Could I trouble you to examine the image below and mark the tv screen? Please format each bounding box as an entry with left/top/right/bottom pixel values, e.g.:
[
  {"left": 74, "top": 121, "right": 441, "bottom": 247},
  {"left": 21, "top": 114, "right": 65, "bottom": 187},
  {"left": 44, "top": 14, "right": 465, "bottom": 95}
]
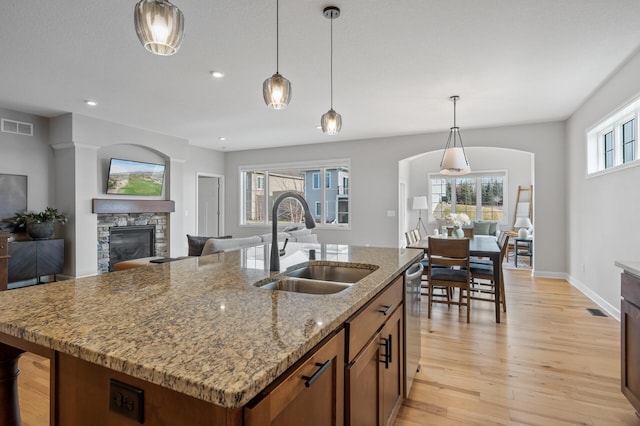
[{"left": 106, "top": 158, "right": 165, "bottom": 196}]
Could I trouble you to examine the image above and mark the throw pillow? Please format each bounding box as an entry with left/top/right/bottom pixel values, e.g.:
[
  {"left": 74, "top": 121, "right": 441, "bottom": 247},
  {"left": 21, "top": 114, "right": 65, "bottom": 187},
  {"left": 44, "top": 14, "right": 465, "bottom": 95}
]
[
  {"left": 487, "top": 221, "right": 498, "bottom": 235},
  {"left": 473, "top": 221, "right": 491, "bottom": 235},
  {"left": 186, "top": 234, "right": 232, "bottom": 256}
]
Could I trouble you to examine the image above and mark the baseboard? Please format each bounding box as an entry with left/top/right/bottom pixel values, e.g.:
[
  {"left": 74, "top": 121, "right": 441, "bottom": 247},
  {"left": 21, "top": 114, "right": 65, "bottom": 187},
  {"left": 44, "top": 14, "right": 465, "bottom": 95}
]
[
  {"left": 532, "top": 270, "right": 568, "bottom": 280},
  {"left": 567, "top": 274, "right": 621, "bottom": 321}
]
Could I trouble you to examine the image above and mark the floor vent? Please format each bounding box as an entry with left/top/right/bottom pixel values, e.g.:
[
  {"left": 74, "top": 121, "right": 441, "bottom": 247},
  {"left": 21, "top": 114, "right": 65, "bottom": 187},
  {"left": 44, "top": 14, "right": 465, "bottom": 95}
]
[
  {"left": 1, "top": 118, "right": 33, "bottom": 136},
  {"left": 587, "top": 308, "right": 607, "bottom": 317}
]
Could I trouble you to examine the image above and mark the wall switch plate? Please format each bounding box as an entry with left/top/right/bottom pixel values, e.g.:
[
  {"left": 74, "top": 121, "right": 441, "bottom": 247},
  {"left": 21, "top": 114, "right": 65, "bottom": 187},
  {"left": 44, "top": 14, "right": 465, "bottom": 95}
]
[
  {"left": 387, "top": 210, "right": 396, "bottom": 217},
  {"left": 109, "top": 379, "right": 144, "bottom": 423}
]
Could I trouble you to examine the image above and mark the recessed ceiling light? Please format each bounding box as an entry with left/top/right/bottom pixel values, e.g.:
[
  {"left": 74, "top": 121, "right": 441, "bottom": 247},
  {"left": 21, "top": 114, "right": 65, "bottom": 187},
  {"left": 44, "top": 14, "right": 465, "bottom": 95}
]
[
  {"left": 219, "top": 136, "right": 226, "bottom": 141},
  {"left": 316, "top": 125, "right": 322, "bottom": 130},
  {"left": 211, "top": 71, "right": 224, "bottom": 79},
  {"left": 85, "top": 100, "right": 97, "bottom": 106}
]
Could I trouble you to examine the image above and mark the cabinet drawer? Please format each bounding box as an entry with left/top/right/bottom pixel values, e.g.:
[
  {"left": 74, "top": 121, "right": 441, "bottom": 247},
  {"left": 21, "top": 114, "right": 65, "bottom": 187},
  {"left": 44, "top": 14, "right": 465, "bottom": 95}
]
[
  {"left": 622, "top": 272, "right": 640, "bottom": 307},
  {"left": 346, "top": 275, "right": 403, "bottom": 362},
  {"left": 245, "top": 329, "right": 345, "bottom": 426}
]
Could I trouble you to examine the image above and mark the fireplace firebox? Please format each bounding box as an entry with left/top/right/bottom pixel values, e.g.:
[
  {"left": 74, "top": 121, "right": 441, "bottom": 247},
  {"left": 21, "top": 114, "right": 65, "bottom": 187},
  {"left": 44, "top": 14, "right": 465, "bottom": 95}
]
[{"left": 109, "top": 226, "right": 155, "bottom": 271}]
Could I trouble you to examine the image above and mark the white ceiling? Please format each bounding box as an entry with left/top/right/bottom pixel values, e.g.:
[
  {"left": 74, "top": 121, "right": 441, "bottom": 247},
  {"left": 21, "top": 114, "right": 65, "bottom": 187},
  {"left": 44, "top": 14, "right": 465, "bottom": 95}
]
[{"left": 1, "top": 1, "right": 640, "bottom": 152}]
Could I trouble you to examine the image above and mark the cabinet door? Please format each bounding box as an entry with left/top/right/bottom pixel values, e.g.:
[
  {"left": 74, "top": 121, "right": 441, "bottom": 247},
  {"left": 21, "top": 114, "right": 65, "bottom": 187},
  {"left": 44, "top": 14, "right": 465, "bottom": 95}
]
[
  {"left": 36, "top": 239, "right": 64, "bottom": 276},
  {"left": 380, "top": 307, "right": 403, "bottom": 426},
  {"left": 245, "top": 329, "right": 344, "bottom": 426},
  {"left": 622, "top": 299, "right": 640, "bottom": 412},
  {"left": 346, "top": 331, "right": 383, "bottom": 426},
  {"left": 8, "top": 241, "right": 36, "bottom": 282}
]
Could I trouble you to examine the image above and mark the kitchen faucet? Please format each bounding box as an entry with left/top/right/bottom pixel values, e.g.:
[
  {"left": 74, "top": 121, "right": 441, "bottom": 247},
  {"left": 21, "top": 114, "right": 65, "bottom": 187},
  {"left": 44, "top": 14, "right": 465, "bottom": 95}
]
[{"left": 270, "top": 192, "right": 316, "bottom": 271}]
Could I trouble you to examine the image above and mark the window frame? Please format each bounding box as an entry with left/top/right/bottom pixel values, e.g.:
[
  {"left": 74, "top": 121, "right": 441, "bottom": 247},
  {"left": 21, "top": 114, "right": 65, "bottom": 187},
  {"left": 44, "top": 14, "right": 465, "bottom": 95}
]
[
  {"left": 239, "top": 159, "right": 351, "bottom": 230},
  {"left": 427, "top": 170, "right": 508, "bottom": 225},
  {"left": 587, "top": 99, "right": 640, "bottom": 177}
]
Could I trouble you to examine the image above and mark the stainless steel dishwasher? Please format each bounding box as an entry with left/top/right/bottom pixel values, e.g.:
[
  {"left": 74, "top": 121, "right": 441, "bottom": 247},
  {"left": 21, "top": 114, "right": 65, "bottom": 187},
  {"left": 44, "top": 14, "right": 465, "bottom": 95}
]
[{"left": 404, "top": 262, "right": 423, "bottom": 396}]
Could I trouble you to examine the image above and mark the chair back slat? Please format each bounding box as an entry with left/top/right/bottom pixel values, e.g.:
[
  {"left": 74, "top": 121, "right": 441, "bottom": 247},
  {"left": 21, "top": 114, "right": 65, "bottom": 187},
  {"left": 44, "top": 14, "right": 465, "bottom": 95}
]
[{"left": 428, "top": 237, "right": 470, "bottom": 268}]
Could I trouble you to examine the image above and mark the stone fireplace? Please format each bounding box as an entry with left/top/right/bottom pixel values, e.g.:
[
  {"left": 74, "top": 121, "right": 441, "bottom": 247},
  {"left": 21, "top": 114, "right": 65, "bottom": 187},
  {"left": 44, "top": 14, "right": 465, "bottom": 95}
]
[{"left": 96, "top": 213, "right": 169, "bottom": 274}]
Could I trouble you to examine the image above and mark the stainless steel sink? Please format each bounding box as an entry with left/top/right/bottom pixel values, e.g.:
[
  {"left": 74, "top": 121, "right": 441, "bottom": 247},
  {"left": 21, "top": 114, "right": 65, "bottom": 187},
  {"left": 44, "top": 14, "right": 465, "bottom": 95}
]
[
  {"left": 286, "top": 264, "right": 376, "bottom": 283},
  {"left": 257, "top": 278, "right": 351, "bottom": 295}
]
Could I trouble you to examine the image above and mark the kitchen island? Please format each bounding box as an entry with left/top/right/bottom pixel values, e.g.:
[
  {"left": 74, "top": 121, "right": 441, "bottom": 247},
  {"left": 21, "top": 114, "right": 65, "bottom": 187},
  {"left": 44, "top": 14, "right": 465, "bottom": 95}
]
[{"left": 0, "top": 243, "right": 422, "bottom": 425}]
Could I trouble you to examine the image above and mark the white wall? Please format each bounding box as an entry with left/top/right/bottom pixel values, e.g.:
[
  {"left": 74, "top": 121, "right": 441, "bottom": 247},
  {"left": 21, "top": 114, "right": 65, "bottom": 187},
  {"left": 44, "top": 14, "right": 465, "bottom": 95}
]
[
  {"left": 224, "top": 121, "right": 566, "bottom": 275},
  {"left": 0, "top": 108, "right": 53, "bottom": 211},
  {"left": 405, "top": 147, "right": 533, "bottom": 237},
  {"left": 566, "top": 49, "right": 640, "bottom": 318}
]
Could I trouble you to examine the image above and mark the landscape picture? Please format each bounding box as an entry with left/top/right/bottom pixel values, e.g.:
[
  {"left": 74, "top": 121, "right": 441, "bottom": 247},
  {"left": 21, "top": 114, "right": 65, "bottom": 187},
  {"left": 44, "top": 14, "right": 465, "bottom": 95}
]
[{"left": 106, "top": 158, "right": 165, "bottom": 196}]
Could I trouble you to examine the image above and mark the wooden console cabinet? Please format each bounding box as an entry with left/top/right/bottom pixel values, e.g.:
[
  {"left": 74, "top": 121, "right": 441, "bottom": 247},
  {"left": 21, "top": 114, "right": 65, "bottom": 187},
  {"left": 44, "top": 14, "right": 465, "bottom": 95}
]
[
  {"left": 8, "top": 239, "right": 64, "bottom": 284},
  {"left": 0, "top": 232, "right": 8, "bottom": 291},
  {"left": 621, "top": 271, "right": 640, "bottom": 416}
]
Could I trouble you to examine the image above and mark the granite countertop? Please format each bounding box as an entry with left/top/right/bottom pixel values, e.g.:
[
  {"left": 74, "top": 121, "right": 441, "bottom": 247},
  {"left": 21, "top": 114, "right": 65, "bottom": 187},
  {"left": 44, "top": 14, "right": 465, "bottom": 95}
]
[
  {"left": 0, "top": 243, "right": 422, "bottom": 408},
  {"left": 615, "top": 260, "right": 640, "bottom": 278}
]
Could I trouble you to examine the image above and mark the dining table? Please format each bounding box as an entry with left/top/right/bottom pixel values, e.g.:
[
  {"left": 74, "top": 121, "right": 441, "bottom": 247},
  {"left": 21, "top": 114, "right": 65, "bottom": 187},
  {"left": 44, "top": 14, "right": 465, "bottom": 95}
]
[{"left": 407, "top": 235, "right": 503, "bottom": 323}]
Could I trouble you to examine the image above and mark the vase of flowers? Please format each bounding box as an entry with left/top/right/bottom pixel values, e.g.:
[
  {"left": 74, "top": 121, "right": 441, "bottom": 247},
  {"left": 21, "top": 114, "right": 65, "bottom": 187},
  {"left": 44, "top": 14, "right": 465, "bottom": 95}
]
[
  {"left": 15, "top": 207, "right": 68, "bottom": 240},
  {"left": 445, "top": 213, "right": 470, "bottom": 238}
]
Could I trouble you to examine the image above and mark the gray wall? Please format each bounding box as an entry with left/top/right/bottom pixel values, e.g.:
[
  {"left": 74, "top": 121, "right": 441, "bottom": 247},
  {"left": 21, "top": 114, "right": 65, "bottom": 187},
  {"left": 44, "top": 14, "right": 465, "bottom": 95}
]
[
  {"left": 567, "top": 48, "right": 640, "bottom": 318},
  {"left": 224, "top": 120, "right": 566, "bottom": 276}
]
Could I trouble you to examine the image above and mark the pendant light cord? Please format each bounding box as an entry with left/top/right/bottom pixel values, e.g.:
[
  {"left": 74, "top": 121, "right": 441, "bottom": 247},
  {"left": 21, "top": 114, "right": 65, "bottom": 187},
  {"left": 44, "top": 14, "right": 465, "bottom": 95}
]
[
  {"left": 276, "top": 0, "right": 279, "bottom": 73},
  {"left": 330, "top": 15, "right": 334, "bottom": 109}
]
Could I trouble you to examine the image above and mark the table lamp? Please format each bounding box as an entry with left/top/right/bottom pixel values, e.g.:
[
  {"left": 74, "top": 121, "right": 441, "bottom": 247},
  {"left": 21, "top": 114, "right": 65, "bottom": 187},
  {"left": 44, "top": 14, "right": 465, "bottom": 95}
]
[{"left": 514, "top": 217, "right": 532, "bottom": 239}]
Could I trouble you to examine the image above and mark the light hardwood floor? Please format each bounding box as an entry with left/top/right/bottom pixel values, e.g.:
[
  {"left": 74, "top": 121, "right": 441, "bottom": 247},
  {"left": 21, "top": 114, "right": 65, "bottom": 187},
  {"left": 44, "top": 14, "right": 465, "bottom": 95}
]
[{"left": 15, "top": 269, "right": 640, "bottom": 425}]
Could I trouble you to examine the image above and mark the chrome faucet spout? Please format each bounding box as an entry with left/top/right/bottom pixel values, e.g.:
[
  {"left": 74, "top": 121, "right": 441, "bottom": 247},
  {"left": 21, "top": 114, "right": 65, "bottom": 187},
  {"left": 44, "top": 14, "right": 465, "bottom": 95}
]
[{"left": 270, "top": 192, "right": 316, "bottom": 271}]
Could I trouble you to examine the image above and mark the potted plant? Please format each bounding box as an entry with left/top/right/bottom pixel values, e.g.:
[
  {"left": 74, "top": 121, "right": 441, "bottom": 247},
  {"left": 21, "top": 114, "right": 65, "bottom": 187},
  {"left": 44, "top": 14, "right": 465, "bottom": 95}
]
[{"left": 15, "top": 207, "right": 68, "bottom": 240}]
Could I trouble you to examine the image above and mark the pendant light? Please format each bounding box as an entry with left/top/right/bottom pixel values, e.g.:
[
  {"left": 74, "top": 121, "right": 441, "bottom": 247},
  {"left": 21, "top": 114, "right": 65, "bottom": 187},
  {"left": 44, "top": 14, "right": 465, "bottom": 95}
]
[
  {"left": 263, "top": 0, "right": 292, "bottom": 109},
  {"left": 440, "top": 95, "right": 471, "bottom": 175},
  {"left": 134, "top": 0, "right": 184, "bottom": 56},
  {"left": 321, "top": 6, "right": 342, "bottom": 135}
]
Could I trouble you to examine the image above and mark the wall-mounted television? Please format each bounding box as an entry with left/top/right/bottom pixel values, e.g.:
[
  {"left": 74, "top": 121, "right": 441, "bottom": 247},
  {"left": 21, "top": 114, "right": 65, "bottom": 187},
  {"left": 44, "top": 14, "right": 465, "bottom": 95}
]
[
  {"left": 106, "top": 158, "right": 166, "bottom": 196},
  {"left": 0, "top": 173, "right": 27, "bottom": 232}
]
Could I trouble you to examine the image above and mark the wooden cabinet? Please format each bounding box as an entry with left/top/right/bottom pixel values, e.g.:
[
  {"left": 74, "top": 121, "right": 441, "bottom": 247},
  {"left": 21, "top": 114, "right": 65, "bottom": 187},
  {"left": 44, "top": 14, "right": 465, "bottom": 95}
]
[
  {"left": 0, "top": 232, "right": 8, "bottom": 291},
  {"left": 345, "top": 275, "right": 404, "bottom": 426},
  {"left": 245, "top": 329, "right": 345, "bottom": 426},
  {"left": 621, "top": 272, "right": 640, "bottom": 415},
  {"left": 8, "top": 239, "right": 64, "bottom": 284}
]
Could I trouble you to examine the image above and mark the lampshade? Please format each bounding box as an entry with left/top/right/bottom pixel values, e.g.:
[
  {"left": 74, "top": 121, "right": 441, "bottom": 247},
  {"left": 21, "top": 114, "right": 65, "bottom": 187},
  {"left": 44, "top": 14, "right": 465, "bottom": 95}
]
[
  {"left": 134, "top": 0, "right": 184, "bottom": 56},
  {"left": 412, "top": 196, "right": 428, "bottom": 210},
  {"left": 514, "top": 217, "right": 532, "bottom": 229},
  {"left": 440, "top": 146, "right": 471, "bottom": 175},
  {"left": 321, "top": 109, "right": 342, "bottom": 135},
  {"left": 263, "top": 72, "right": 292, "bottom": 110},
  {"left": 439, "top": 96, "right": 471, "bottom": 175},
  {"left": 263, "top": 0, "right": 292, "bottom": 109}
]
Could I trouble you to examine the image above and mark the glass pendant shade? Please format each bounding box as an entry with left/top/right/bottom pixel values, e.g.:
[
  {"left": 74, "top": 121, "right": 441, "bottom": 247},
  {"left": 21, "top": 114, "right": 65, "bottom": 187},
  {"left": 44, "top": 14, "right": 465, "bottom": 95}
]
[
  {"left": 321, "top": 109, "right": 342, "bottom": 135},
  {"left": 263, "top": 72, "right": 292, "bottom": 110},
  {"left": 134, "top": 0, "right": 184, "bottom": 56}
]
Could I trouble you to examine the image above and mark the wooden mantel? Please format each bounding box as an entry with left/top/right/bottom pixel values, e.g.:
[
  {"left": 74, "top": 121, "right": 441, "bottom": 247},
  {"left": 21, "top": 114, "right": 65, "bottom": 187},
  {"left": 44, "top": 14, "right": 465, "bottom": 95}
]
[{"left": 92, "top": 199, "right": 175, "bottom": 214}]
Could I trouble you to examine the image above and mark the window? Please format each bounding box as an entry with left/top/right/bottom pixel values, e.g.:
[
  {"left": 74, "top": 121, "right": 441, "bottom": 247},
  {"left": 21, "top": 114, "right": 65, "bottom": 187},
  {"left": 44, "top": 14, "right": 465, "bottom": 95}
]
[
  {"left": 623, "top": 119, "right": 635, "bottom": 163},
  {"left": 587, "top": 99, "right": 640, "bottom": 175},
  {"left": 428, "top": 172, "right": 505, "bottom": 223},
  {"left": 240, "top": 160, "right": 350, "bottom": 228},
  {"left": 604, "top": 131, "right": 614, "bottom": 169}
]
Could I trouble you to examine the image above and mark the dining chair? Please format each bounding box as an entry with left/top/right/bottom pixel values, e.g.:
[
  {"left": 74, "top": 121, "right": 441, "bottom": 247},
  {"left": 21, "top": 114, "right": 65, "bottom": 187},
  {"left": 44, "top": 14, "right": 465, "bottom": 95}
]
[
  {"left": 468, "top": 233, "right": 510, "bottom": 312},
  {"left": 427, "top": 237, "right": 471, "bottom": 322}
]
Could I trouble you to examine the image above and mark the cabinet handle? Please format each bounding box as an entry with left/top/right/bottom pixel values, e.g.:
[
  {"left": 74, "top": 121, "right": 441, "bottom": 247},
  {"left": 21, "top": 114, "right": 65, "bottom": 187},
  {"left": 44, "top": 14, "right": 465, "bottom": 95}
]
[
  {"left": 387, "top": 334, "right": 392, "bottom": 363},
  {"left": 301, "top": 360, "right": 332, "bottom": 388},
  {"left": 379, "top": 337, "right": 390, "bottom": 369},
  {"left": 380, "top": 304, "right": 394, "bottom": 316}
]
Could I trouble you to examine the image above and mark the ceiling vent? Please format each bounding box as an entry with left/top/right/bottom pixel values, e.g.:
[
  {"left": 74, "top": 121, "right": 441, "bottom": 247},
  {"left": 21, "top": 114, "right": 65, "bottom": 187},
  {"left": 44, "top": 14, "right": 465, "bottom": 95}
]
[{"left": 1, "top": 118, "right": 33, "bottom": 136}]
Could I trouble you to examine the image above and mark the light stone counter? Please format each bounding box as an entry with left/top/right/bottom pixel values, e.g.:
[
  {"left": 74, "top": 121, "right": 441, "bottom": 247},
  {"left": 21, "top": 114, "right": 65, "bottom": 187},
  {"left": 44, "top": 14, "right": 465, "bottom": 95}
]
[
  {"left": 0, "top": 243, "right": 422, "bottom": 408},
  {"left": 615, "top": 261, "right": 640, "bottom": 278}
]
